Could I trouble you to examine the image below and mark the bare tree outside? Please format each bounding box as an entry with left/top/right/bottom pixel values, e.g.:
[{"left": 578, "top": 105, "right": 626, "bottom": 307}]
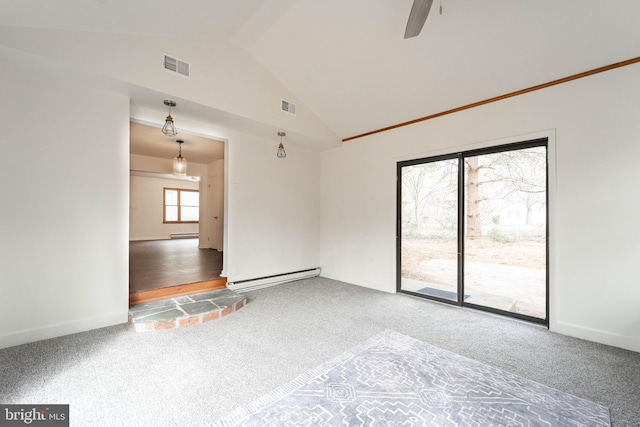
[
  {"left": 465, "top": 156, "right": 483, "bottom": 239},
  {"left": 401, "top": 159, "right": 459, "bottom": 301},
  {"left": 400, "top": 145, "right": 547, "bottom": 319},
  {"left": 464, "top": 147, "right": 546, "bottom": 242},
  {"left": 402, "top": 161, "right": 457, "bottom": 236}
]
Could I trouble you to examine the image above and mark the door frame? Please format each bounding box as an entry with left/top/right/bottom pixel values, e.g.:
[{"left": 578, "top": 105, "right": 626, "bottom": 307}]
[
  {"left": 208, "top": 173, "right": 222, "bottom": 250},
  {"left": 396, "top": 138, "right": 549, "bottom": 325}
]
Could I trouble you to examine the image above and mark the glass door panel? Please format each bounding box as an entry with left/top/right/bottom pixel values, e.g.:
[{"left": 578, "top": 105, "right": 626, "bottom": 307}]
[
  {"left": 463, "top": 147, "right": 547, "bottom": 319},
  {"left": 399, "top": 158, "right": 459, "bottom": 301}
]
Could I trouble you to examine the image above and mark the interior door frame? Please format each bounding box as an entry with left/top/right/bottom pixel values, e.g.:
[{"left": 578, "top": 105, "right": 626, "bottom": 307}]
[
  {"left": 208, "top": 173, "right": 222, "bottom": 250},
  {"left": 396, "top": 138, "right": 549, "bottom": 326}
]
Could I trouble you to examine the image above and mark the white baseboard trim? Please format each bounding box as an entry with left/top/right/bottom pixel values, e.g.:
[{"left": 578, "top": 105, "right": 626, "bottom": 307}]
[
  {"left": 129, "top": 236, "right": 169, "bottom": 241},
  {"left": 227, "top": 268, "right": 320, "bottom": 292},
  {"left": 554, "top": 321, "right": 640, "bottom": 353},
  {"left": 170, "top": 233, "right": 199, "bottom": 239},
  {"left": 0, "top": 311, "right": 129, "bottom": 350}
]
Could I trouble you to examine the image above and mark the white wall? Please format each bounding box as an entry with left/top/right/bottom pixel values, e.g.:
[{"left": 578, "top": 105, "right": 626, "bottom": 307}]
[
  {"left": 129, "top": 174, "right": 199, "bottom": 241},
  {"left": 320, "top": 63, "right": 640, "bottom": 353},
  {"left": 129, "top": 107, "right": 322, "bottom": 283},
  {"left": 0, "top": 26, "right": 338, "bottom": 147},
  {"left": 0, "top": 47, "right": 130, "bottom": 348},
  {"left": 225, "top": 130, "right": 321, "bottom": 282},
  {"left": 0, "top": 47, "right": 322, "bottom": 348},
  {"left": 130, "top": 154, "right": 208, "bottom": 242}
]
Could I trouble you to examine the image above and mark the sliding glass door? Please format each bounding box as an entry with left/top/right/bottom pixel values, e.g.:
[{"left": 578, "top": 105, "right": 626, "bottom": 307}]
[
  {"left": 398, "top": 139, "right": 548, "bottom": 324},
  {"left": 399, "top": 155, "right": 460, "bottom": 302}
]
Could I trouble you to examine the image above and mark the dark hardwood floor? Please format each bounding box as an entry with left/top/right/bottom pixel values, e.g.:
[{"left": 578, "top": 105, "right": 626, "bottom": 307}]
[{"left": 129, "top": 238, "right": 223, "bottom": 294}]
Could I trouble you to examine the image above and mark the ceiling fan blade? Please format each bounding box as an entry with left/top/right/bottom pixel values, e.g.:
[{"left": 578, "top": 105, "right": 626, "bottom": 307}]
[{"left": 404, "top": 0, "right": 434, "bottom": 39}]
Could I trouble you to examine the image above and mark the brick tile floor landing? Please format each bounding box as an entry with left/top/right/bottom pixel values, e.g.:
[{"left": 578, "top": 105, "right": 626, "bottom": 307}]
[{"left": 128, "top": 289, "right": 247, "bottom": 332}]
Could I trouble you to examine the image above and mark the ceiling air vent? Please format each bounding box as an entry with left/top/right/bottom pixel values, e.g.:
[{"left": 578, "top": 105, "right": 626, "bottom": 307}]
[
  {"left": 281, "top": 99, "right": 296, "bottom": 115},
  {"left": 163, "top": 54, "right": 191, "bottom": 78}
]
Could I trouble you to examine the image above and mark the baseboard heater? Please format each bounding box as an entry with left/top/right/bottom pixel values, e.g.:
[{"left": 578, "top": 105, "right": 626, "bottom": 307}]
[
  {"left": 170, "top": 233, "right": 198, "bottom": 239},
  {"left": 226, "top": 268, "right": 321, "bottom": 292}
]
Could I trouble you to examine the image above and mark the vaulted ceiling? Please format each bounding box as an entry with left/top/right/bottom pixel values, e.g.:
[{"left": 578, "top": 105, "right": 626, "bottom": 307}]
[{"left": 3, "top": 0, "right": 640, "bottom": 151}]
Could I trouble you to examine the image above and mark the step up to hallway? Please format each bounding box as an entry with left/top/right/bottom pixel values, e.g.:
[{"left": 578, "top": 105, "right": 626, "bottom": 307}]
[
  {"left": 129, "top": 278, "right": 228, "bottom": 307},
  {"left": 128, "top": 289, "right": 247, "bottom": 332}
]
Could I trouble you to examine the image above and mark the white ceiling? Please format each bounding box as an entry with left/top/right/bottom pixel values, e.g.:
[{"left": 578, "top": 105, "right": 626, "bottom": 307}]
[
  {"left": 0, "top": 0, "right": 266, "bottom": 40},
  {"left": 238, "top": 0, "right": 640, "bottom": 138},
  {"left": 130, "top": 121, "right": 224, "bottom": 165},
  {"left": 3, "top": 0, "right": 640, "bottom": 145}
]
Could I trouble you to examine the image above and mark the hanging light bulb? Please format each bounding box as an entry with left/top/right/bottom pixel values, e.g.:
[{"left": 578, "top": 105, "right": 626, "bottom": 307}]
[
  {"left": 277, "top": 131, "right": 287, "bottom": 158},
  {"left": 162, "top": 100, "right": 178, "bottom": 137},
  {"left": 173, "top": 139, "right": 187, "bottom": 176}
]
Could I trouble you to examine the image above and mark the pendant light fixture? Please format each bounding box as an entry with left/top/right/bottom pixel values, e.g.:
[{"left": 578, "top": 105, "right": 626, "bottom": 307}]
[
  {"left": 173, "top": 139, "right": 187, "bottom": 176},
  {"left": 277, "top": 132, "right": 287, "bottom": 158},
  {"left": 162, "top": 100, "right": 178, "bottom": 137}
]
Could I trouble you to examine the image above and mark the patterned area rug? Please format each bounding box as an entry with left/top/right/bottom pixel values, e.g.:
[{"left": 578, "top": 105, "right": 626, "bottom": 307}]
[{"left": 212, "top": 330, "right": 610, "bottom": 426}]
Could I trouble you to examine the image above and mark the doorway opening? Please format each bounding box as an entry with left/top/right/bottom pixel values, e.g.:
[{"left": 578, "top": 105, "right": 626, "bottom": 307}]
[
  {"left": 397, "top": 138, "right": 548, "bottom": 324},
  {"left": 129, "top": 121, "right": 226, "bottom": 305}
]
